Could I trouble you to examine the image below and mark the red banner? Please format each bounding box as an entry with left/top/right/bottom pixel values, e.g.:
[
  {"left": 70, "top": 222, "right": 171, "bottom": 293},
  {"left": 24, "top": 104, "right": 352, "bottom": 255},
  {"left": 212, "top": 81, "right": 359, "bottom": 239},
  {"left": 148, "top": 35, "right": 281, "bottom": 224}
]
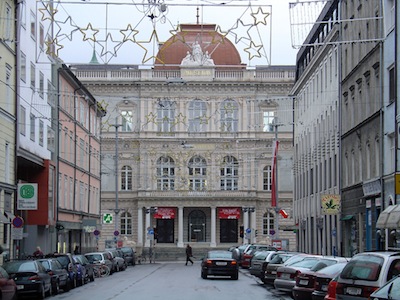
[
  {"left": 218, "top": 207, "right": 241, "bottom": 219},
  {"left": 153, "top": 207, "right": 176, "bottom": 219},
  {"left": 271, "top": 140, "right": 279, "bottom": 207}
]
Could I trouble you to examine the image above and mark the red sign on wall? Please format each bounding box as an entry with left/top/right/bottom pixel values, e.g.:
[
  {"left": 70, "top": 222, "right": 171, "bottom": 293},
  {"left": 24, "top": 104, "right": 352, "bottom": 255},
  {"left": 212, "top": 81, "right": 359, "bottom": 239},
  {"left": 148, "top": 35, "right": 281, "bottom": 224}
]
[
  {"left": 218, "top": 207, "right": 241, "bottom": 219},
  {"left": 153, "top": 207, "right": 176, "bottom": 219}
]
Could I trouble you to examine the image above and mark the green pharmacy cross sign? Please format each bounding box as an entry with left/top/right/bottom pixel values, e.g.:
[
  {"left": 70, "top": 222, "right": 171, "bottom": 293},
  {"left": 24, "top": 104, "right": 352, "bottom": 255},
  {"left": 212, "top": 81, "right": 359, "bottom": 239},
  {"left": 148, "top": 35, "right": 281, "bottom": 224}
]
[{"left": 103, "top": 213, "right": 113, "bottom": 224}]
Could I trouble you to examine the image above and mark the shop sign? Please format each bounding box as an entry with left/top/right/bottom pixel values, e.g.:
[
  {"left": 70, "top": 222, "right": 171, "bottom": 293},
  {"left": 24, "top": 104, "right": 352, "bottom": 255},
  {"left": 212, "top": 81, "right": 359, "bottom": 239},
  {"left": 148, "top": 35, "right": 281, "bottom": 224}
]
[
  {"left": 153, "top": 207, "right": 176, "bottom": 219},
  {"left": 218, "top": 207, "right": 240, "bottom": 219}
]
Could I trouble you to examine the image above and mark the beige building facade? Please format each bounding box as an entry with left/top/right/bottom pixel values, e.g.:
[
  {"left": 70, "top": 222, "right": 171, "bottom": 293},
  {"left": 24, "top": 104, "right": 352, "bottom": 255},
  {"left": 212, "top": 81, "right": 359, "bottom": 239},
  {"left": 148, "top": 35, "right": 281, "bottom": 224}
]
[{"left": 73, "top": 24, "right": 297, "bottom": 257}]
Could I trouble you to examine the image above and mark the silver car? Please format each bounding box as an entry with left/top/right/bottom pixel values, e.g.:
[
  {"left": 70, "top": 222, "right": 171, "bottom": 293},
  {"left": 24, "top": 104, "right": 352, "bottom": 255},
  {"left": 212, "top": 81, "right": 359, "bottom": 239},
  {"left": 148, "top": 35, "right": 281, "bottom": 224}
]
[{"left": 84, "top": 252, "right": 114, "bottom": 274}]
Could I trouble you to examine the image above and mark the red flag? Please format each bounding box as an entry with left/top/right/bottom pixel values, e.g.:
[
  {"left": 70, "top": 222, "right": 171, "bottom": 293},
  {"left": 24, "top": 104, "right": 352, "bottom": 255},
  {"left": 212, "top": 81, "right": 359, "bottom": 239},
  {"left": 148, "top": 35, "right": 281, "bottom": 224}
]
[{"left": 271, "top": 140, "right": 279, "bottom": 207}]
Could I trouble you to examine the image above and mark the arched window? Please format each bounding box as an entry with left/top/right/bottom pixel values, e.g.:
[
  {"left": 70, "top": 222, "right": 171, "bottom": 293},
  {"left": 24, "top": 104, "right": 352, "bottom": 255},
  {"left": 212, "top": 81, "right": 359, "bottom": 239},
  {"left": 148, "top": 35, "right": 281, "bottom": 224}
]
[
  {"left": 121, "top": 166, "right": 132, "bottom": 190},
  {"left": 220, "top": 99, "right": 238, "bottom": 132},
  {"left": 157, "top": 156, "right": 175, "bottom": 190},
  {"left": 188, "top": 156, "right": 207, "bottom": 191},
  {"left": 120, "top": 211, "right": 132, "bottom": 235},
  {"left": 220, "top": 155, "right": 238, "bottom": 190},
  {"left": 157, "top": 99, "right": 175, "bottom": 133},
  {"left": 263, "top": 165, "right": 272, "bottom": 191},
  {"left": 188, "top": 99, "right": 207, "bottom": 132},
  {"left": 263, "top": 212, "right": 274, "bottom": 235}
]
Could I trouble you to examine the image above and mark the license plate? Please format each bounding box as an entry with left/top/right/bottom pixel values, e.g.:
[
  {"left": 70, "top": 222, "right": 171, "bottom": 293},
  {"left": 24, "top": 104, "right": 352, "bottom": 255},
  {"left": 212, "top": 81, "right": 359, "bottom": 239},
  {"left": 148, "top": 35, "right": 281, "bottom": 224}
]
[
  {"left": 271, "top": 271, "right": 277, "bottom": 275},
  {"left": 281, "top": 273, "right": 290, "bottom": 279},
  {"left": 321, "top": 285, "right": 328, "bottom": 291},
  {"left": 16, "top": 285, "right": 24, "bottom": 290},
  {"left": 216, "top": 262, "right": 227, "bottom": 266},
  {"left": 299, "top": 279, "right": 308, "bottom": 285},
  {"left": 346, "top": 287, "right": 361, "bottom": 295}
]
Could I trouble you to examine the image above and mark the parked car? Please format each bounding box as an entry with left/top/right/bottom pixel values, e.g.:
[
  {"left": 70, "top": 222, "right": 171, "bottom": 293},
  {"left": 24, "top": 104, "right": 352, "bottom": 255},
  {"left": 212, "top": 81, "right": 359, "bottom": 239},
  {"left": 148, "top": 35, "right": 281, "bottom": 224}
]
[
  {"left": 118, "top": 247, "right": 136, "bottom": 266},
  {"left": 293, "top": 261, "right": 349, "bottom": 300},
  {"left": 370, "top": 274, "right": 400, "bottom": 300},
  {"left": 311, "top": 262, "right": 348, "bottom": 300},
  {"left": 241, "top": 244, "right": 278, "bottom": 269},
  {"left": 38, "top": 258, "right": 70, "bottom": 294},
  {"left": 0, "top": 266, "right": 17, "bottom": 300},
  {"left": 2, "top": 259, "right": 52, "bottom": 299},
  {"left": 106, "top": 249, "right": 127, "bottom": 272},
  {"left": 73, "top": 254, "right": 95, "bottom": 283},
  {"left": 324, "top": 274, "right": 340, "bottom": 300},
  {"left": 85, "top": 252, "right": 114, "bottom": 274},
  {"left": 264, "top": 252, "right": 308, "bottom": 284},
  {"left": 249, "top": 250, "right": 277, "bottom": 279},
  {"left": 201, "top": 250, "right": 239, "bottom": 280},
  {"left": 51, "top": 253, "right": 83, "bottom": 288},
  {"left": 336, "top": 251, "right": 400, "bottom": 300},
  {"left": 274, "top": 255, "right": 348, "bottom": 294}
]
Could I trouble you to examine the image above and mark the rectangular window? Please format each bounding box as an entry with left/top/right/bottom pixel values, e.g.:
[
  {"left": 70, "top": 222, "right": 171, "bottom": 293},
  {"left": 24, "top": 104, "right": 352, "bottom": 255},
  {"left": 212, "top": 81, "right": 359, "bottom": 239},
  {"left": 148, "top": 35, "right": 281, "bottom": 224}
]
[
  {"left": 5, "top": 64, "right": 12, "bottom": 113},
  {"left": 263, "top": 111, "right": 275, "bottom": 132},
  {"left": 5, "top": 3, "right": 12, "bottom": 45},
  {"left": 389, "top": 67, "right": 395, "bottom": 103},
  {"left": 39, "top": 23, "right": 44, "bottom": 50},
  {"left": 39, "top": 72, "right": 44, "bottom": 98},
  {"left": 39, "top": 120, "right": 44, "bottom": 146},
  {"left": 20, "top": 106, "right": 26, "bottom": 135},
  {"left": 47, "top": 80, "right": 56, "bottom": 107},
  {"left": 5, "top": 143, "right": 10, "bottom": 183},
  {"left": 30, "top": 62, "right": 36, "bottom": 90},
  {"left": 20, "top": 52, "right": 26, "bottom": 82},
  {"left": 30, "top": 10, "right": 36, "bottom": 39},
  {"left": 47, "top": 126, "right": 55, "bottom": 152},
  {"left": 30, "top": 113, "right": 35, "bottom": 141}
]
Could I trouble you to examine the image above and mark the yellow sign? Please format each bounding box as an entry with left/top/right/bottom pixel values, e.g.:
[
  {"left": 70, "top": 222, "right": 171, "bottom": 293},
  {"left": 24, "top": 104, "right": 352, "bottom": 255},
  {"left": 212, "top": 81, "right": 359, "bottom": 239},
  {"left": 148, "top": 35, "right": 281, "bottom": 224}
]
[
  {"left": 395, "top": 174, "right": 400, "bottom": 195},
  {"left": 321, "top": 194, "right": 341, "bottom": 215}
]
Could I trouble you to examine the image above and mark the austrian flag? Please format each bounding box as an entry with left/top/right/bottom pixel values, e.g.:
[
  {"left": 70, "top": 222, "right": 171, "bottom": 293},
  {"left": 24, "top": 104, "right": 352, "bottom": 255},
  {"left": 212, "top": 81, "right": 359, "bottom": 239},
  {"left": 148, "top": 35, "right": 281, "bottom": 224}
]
[{"left": 271, "top": 140, "right": 279, "bottom": 207}]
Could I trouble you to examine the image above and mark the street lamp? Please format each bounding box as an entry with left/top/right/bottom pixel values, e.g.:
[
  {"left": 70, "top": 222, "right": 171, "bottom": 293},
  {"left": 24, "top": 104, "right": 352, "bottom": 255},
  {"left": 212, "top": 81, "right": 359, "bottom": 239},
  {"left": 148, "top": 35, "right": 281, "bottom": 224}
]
[{"left": 112, "top": 117, "right": 122, "bottom": 244}]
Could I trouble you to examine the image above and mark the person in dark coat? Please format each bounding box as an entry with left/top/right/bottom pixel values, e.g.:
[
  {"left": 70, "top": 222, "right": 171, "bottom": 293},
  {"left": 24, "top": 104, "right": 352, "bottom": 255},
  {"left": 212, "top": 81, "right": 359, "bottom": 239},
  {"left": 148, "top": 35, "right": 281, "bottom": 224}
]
[{"left": 185, "top": 244, "right": 194, "bottom": 265}]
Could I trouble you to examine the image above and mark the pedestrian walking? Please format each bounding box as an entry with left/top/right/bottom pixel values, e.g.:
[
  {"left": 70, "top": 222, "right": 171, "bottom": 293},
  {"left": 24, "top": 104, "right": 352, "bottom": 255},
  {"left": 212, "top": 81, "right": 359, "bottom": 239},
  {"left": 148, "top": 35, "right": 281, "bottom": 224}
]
[
  {"left": 185, "top": 244, "right": 193, "bottom": 265},
  {"left": 33, "top": 246, "right": 44, "bottom": 258}
]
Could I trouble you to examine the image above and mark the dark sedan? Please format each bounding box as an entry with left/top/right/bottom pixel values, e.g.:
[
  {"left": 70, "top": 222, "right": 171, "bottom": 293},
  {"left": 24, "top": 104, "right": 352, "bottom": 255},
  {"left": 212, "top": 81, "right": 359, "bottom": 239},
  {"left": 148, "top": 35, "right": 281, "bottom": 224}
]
[
  {"left": 38, "top": 258, "right": 70, "bottom": 294},
  {"left": 311, "top": 262, "right": 348, "bottom": 300},
  {"left": 369, "top": 275, "right": 400, "bottom": 300},
  {"left": 201, "top": 250, "right": 239, "bottom": 280},
  {"left": 2, "top": 260, "right": 52, "bottom": 299},
  {"left": 292, "top": 260, "right": 348, "bottom": 300}
]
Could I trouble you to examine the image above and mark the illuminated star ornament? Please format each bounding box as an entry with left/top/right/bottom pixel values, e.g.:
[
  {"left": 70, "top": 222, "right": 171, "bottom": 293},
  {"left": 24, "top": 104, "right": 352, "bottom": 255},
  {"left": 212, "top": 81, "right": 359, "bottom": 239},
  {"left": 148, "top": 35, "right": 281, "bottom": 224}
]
[
  {"left": 251, "top": 7, "right": 270, "bottom": 25},
  {"left": 244, "top": 41, "right": 263, "bottom": 60},
  {"left": 80, "top": 23, "right": 99, "bottom": 42},
  {"left": 228, "top": 20, "right": 253, "bottom": 44},
  {"left": 137, "top": 30, "right": 164, "bottom": 64},
  {"left": 38, "top": 2, "right": 58, "bottom": 21},
  {"left": 98, "top": 33, "right": 121, "bottom": 58},
  {"left": 45, "top": 38, "right": 64, "bottom": 57},
  {"left": 120, "top": 24, "right": 139, "bottom": 43}
]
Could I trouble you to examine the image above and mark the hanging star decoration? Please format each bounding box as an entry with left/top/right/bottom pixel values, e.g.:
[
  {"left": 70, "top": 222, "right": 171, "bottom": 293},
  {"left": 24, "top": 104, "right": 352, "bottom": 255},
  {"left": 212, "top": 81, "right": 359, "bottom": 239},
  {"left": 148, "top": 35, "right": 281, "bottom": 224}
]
[
  {"left": 98, "top": 32, "right": 121, "bottom": 58},
  {"left": 251, "top": 7, "right": 270, "bottom": 25},
  {"left": 199, "top": 114, "right": 211, "bottom": 125},
  {"left": 136, "top": 29, "right": 164, "bottom": 64},
  {"left": 38, "top": 2, "right": 58, "bottom": 22},
  {"left": 144, "top": 112, "right": 157, "bottom": 125},
  {"left": 244, "top": 41, "right": 263, "bottom": 60},
  {"left": 55, "top": 16, "right": 79, "bottom": 42},
  {"left": 228, "top": 19, "right": 253, "bottom": 44},
  {"left": 80, "top": 23, "right": 99, "bottom": 42},
  {"left": 120, "top": 24, "right": 139, "bottom": 43},
  {"left": 209, "top": 25, "right": 229, "bottom": 45},
  {"left": 45, "top": 38, "right": 64, "bottom": 57},
  {"left": 174, "top": 113, "right": 187, "bottom": 126}
]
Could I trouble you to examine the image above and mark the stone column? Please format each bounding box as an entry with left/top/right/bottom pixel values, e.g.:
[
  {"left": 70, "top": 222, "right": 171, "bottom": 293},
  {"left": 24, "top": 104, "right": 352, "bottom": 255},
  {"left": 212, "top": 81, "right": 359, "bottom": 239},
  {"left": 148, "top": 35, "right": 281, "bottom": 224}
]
[
  {"left": 178, "top": 206, "right": 184, "bottom": 247},
  {"left": 137, "top": 207, "right": 143, "bottom": 247},
  {"left": 145, "top": 208, "right": 151, "bottom": 247},
  {"left": 251, "top": 210, "right": 257, "bottom": 243},
  {"left": 210, "top": 207, "right": 216, "bottom": 247},
  {"left": 243, "top": 210, "right": 249, "bottom": 244}
]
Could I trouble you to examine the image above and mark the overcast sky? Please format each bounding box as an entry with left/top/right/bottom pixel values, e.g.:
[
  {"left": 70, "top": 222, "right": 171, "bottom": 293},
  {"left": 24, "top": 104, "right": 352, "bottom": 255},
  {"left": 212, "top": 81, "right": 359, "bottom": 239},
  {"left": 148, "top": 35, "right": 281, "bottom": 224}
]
[{"left": 50, "top": 0, "right": 323, "bottom": 66}]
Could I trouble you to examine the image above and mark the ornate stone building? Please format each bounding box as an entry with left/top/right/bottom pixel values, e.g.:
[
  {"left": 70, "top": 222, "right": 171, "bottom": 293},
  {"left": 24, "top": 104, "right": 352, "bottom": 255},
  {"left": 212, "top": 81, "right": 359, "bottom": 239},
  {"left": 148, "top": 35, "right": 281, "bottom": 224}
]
[{"left": 73, "top": 24, "right": 296, "bottom": 257}]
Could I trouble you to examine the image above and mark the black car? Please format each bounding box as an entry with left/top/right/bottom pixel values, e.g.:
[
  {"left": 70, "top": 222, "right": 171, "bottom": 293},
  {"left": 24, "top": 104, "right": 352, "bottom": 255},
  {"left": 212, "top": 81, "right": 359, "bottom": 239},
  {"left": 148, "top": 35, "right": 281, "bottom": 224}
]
[
  {"left": 118, "top": 247, "right": 136, "bottom": 266},
  {"left": 2, "top": 259, "right": 52, "bottom": 299},
  {"left": 51, "top": 253, "right": 84, "bottom": 288},
  {"left": 38, "top": 258, "right": 71, "bottom": 294},
  {"left": 73, "top": 254, "right": 95, "bottom": 283},
  {"left": 201, "top": 250, "right": 239, "bottom": 280}
]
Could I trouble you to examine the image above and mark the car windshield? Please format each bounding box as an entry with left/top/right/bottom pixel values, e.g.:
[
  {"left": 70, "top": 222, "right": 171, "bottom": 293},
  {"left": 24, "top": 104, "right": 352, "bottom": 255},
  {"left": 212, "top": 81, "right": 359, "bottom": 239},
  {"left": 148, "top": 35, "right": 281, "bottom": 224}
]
[
  {"left": 270, "top": 254, "right": 294, "bottom": 264},
  {"left": 309, "top": 259, "right": 338, "bottom": 271},
  {"left": 341, "top": 255, "right": 383, "bottom": 281},
  {"left": 55, "top": 256, "right": 69, "bottom": 268},
  {"left": 371, "top": 276, "right": 400, "bottom": 299},
  {"left": 86, "top": 254, "right": 102, "bottom": 263},
  {"left": 291, "top": 257, "right": 320, "bottom": 269},
  {"left": 4, "top": 261, "right": 36, "bottom": 273},
  {"left": 208, "top": 252, "right": 232, "bottom": 259},
  {"left": 316, "top": 262, "right": 347, "bottom": 276}
]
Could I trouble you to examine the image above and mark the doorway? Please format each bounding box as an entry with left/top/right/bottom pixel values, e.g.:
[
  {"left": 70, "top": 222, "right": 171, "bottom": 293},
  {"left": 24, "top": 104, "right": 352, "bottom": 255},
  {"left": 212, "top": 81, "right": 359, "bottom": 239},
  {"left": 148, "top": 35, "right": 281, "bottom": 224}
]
[
  {"left": 188, "top": 210, "right": 206, "bottom": 242},
  {"left": 156, "top": 219, "right": 174, "bottom": 243},
  {"left": 220, "top": 219, "right": 238, "bottom": 243}
]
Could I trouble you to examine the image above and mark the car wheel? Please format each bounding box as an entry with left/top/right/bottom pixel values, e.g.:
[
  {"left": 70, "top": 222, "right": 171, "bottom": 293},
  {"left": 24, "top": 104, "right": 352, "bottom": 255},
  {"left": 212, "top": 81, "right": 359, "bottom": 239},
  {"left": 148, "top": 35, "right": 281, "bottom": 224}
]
[
  {"left": 231, "top": 273, "right": 239, "bottom": 280},
  {"left": 46, "top": 282, "right": 53, "bottom": 297},
  {"left": 64, "top": 278, "right": 71, "bottom": 292},
  {"left": 90, "top": 272, "right": 95, "bottom": 282},
  {"left": 53, "top": 281, "right": 60, "bottom": 295},
  {"left": 201, "top": 271, "right": 207, "bottom": 279}
]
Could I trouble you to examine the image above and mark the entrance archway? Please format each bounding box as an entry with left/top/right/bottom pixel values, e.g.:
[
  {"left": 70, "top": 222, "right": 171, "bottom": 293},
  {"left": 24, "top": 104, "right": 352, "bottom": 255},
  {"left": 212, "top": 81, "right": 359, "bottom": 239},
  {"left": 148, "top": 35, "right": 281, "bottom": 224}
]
[{"left": 188, "top": 210, "right": 206, "bottom": 242}]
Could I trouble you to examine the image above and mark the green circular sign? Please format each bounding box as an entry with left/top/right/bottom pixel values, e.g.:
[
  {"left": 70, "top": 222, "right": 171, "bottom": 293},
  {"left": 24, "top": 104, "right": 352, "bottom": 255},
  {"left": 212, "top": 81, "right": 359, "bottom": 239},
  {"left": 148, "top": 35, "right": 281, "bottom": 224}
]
[{"left": 20, "top": 185, "right": 35, "bottom": 199}]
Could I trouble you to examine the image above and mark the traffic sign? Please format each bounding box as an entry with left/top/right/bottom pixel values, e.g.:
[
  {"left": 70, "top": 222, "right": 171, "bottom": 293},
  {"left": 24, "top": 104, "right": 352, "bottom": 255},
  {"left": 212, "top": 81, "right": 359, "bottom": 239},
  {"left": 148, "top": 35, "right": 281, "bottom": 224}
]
[
  {"left": 246, "top": 228, "right": 251, "bottom": 234},
  {"left": 103, "top": 213, "right": 113, "bottom": 224},
  {"left": 12, "top": 216, "right": 24, "bottom": 228},
  {"left": 270, "top": 229, "right": 275, "bottom": 235},
  {"left": 93, "top": 229, "right": 100, "bottom": 236},
  {"left": 114, "top": 230, "right": 119, "bottom": 236}
]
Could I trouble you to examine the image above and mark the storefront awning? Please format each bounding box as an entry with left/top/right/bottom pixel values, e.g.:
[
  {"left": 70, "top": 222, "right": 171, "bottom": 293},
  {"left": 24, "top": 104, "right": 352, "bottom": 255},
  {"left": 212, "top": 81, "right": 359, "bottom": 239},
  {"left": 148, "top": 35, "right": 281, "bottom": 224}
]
[
  {"left": 340, "top": 215, "right": 354, "bottom": 221},
  {"left": 376, "top": 205, "right": 398, "bottom": 228},
  {"left": 153, "top": 207, "right": 176, "bottom": 219},
  {"left": 384, "top": 204, "right": 400, "bottom": 228}
]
